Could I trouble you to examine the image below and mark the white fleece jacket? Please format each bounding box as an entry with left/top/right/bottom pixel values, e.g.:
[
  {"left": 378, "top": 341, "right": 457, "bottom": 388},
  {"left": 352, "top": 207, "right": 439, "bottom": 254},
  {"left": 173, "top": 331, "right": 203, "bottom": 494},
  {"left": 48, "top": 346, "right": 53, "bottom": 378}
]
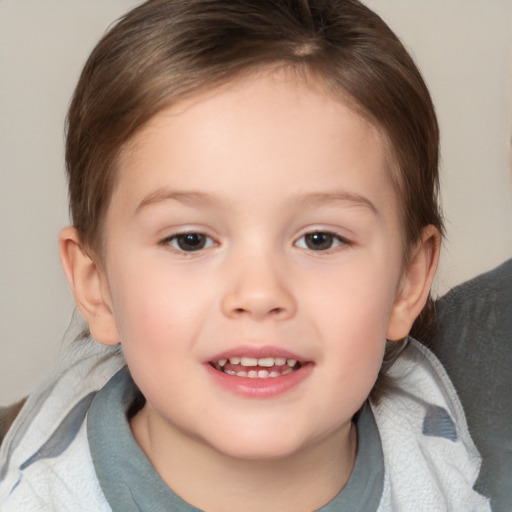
[{"left": 0, "top": 338, "right": 490, "bottom": 511}]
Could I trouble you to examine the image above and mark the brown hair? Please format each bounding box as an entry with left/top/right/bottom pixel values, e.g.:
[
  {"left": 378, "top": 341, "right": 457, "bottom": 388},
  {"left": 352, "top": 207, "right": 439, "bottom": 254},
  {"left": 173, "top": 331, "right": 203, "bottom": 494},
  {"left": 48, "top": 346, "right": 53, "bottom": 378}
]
[{"left": 65, "top": 0, "right": 443, "bottom": 400}]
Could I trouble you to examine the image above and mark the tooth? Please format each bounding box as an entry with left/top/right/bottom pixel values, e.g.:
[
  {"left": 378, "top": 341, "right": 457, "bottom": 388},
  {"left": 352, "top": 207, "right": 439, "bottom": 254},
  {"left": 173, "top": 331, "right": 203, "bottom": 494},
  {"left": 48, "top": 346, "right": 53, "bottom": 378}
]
[
  {"left": 274, "top": 357, "right": 286, "bottom": 366},
  {"left": 258, "top": 357, "right": 274, "bottom": 367},
  {"left": 282, "top": 368, "right": 293, "bottom": 375},
  {"left": 237, "top": 371, "right": 247, "bottom": 377},
  {"left": 287, "top": 359, "right": 297, "bottom": 367},
  {"left": 269, "top": 371, "right": 280, "bottom": 378},
  {"left": 230, "top": 357, "right": 240, "bottom": 364},
  {"left": 248, "top": 370, "right": 258, "bottom": 378},
  {"left": 258, "top": 370, "right": 269, "bottom": 378},
  {"left": 241, "top": 357, "right": 258, "bottom": 367},
  {"left": 225, "top": 369, "right": 236, "bottom": 376},
  {"left": 218, "top": 358, "right": 227, "bottom": 367}
]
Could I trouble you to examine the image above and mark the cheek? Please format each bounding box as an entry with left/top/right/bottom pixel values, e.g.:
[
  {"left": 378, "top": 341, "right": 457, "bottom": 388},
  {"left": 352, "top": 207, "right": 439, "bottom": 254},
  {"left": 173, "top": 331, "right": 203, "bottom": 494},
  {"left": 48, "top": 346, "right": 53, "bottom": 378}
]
[
  {"left": 109, "top": 271, "right": 202, "bottom": 399},
  {"left": 106, "top": 256, "right": 206, "bottom": 351},
  {"left": 301, "top": 256, "right": 400, "bottom": 391},
  {"left": 304, "top": 258, "right": 400, "bottom": 338}
]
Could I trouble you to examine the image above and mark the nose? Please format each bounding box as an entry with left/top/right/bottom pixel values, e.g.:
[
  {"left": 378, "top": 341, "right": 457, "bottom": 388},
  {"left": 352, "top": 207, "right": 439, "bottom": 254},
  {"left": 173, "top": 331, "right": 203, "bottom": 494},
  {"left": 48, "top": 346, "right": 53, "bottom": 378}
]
[{"left": 221, "top": 252, "right": 297, "bottom": 321}]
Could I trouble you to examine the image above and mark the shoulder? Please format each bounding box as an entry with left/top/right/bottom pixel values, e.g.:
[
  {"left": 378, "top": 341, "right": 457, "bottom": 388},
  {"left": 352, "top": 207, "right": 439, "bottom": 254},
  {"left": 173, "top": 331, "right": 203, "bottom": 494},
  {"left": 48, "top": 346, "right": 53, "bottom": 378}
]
[
  {"left": 431, "top": 258, "right": 512, "bottom": 398},
  {"left": 435, "top": 258, "right": 512, "bottom": 332},
  {"left": 0, "top": 341, "right": 124, "bottom": 511},
  {"left": 427, "top": 259, "right": 512, "bottom": 510},
  {"left": 0, "top": 418, "right": 110, "bottom": 512},
  {"left": 372, "top": 340, "right": 490, "bottom": 512}
]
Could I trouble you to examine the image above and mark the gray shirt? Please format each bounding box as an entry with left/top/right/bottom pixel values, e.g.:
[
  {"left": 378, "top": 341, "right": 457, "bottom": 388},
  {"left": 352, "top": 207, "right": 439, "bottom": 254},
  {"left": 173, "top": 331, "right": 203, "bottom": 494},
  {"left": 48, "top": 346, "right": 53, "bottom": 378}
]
[{"left": 87, "top": 368, "right": 384, "bottom": 511}]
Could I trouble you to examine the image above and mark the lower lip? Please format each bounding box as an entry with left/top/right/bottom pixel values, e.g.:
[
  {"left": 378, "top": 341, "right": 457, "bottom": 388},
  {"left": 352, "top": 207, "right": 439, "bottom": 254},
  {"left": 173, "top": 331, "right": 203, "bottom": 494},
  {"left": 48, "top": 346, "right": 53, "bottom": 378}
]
[{"left": 205, "top": 363, "right": 313, "bottom": 398}]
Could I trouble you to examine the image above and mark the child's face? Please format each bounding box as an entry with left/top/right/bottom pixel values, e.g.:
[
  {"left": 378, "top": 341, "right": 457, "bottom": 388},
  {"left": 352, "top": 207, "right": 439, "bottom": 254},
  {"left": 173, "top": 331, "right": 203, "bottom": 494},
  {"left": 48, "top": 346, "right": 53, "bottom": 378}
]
[{"left": 99, "top": 71, "right": 407, "bottom": 460}]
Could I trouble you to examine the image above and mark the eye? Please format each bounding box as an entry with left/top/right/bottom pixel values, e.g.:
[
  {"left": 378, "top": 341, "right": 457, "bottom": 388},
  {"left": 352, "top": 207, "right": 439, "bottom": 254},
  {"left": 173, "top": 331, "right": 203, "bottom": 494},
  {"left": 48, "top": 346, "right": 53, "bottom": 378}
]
[
  {"left": 162, "top": 232, "right": 215, "bottom": 252},
  {"left": 295, "top": 231, "right": 347, "bottom": 251}
]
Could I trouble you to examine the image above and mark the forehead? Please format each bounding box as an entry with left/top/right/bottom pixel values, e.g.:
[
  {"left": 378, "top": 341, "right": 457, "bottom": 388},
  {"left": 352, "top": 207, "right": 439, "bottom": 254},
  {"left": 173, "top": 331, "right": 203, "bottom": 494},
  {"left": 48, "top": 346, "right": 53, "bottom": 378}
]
[
  {"left": 113, "top": 70, "right": 395, "bottom": 216},
  {"left": 122, "top": 67, "right": 384, "bottom": 151}
]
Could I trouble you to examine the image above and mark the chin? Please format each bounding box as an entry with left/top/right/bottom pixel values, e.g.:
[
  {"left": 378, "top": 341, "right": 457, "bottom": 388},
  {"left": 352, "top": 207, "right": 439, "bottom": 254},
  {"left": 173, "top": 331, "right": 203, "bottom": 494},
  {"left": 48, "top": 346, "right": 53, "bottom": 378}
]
[
  {"left": 199, "top": 422, "right": 322, "bottom": 463},
  {"left": 213, "top": 439, "right": 307, "bottom": 463}
]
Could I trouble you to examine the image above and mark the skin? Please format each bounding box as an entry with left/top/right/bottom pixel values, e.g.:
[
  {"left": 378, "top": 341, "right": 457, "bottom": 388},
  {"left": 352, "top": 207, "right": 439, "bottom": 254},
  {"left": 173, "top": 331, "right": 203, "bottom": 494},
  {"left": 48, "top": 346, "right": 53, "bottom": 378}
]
[{"left": 60, "top": 70, "right": 439, "bottom": 512}]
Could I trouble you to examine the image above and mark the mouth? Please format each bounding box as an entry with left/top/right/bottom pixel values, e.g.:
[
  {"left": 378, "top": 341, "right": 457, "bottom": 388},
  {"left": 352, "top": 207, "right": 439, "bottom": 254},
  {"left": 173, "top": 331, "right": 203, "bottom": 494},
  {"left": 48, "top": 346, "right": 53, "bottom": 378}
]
[
  {"left": 209, "top": 356, "right": 304, "bottom": 378},
  {"left": 206, "top": 351, "right": 313, "bottom": 397}
]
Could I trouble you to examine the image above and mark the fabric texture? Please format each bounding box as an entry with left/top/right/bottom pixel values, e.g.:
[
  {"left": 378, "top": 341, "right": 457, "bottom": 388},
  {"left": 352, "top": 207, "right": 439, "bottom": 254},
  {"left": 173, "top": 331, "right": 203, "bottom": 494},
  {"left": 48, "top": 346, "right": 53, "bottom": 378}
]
[
  {"left": 0, "top": 336, "right": 490, "bottom": 511},
  {"left": 428, "top": 259, "right": 512, "bottom": 512},
  {"left": 87, "top": 368, "right": 384, "bottom": 512}
]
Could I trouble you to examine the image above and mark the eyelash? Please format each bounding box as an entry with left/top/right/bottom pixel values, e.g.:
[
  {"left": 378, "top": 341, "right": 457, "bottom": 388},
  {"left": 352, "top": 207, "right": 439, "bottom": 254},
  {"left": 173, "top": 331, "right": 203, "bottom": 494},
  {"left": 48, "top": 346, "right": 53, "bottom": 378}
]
[
  {"left": 159, "top": 230, "right": 351, "bottom": 254},
  {"left": 159, "top": 232, "right": 216, "bottom": 253},
  {"left": 294, "top": 231, "right": 351, "bottom": 252}
]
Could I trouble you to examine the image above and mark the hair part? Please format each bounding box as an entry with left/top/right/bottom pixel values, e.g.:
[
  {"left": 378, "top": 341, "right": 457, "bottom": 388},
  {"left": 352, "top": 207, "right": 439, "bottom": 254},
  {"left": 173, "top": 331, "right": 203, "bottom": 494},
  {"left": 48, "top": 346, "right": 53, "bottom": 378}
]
[{"left": 65, "top": 0, "right": 443, "bottom": 401}]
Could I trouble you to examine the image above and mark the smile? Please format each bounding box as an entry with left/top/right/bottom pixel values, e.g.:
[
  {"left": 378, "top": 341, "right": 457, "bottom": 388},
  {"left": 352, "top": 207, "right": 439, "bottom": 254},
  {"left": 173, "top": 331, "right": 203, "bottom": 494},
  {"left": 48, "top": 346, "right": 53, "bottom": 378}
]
[
  {"left": 206, "top": 350, "right": 313, "bottom": 397},
  {"left": 210, "top": 356, "right": 302, "bottom": 378}
]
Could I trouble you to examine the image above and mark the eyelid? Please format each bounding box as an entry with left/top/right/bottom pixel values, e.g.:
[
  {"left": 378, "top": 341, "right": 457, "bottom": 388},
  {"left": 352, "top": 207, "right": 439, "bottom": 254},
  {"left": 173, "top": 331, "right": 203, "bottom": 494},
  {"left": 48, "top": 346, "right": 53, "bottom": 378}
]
[
  {"left": 159, "top": 229, "right": 218, "bottom": 253},
  {"left": 293, "top": 229, "right": 352, "bottom": 251}
]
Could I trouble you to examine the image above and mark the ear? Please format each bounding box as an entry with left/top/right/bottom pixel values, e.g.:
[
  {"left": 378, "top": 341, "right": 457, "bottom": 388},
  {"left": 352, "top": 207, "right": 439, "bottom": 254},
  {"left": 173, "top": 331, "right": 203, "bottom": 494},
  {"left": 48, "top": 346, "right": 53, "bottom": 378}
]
[
  {"left": 386, "top": 225, "right": 440, "bottom": 341},
  {"left": 59, "top": 227, "right": 120, "bottom": 345}
]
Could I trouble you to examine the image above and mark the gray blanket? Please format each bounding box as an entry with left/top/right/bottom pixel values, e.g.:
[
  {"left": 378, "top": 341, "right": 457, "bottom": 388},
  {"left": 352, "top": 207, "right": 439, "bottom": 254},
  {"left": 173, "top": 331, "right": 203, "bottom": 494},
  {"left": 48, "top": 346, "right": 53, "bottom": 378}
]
[{"left": 429, "top": 259, "right": 512, "bottom": 512}]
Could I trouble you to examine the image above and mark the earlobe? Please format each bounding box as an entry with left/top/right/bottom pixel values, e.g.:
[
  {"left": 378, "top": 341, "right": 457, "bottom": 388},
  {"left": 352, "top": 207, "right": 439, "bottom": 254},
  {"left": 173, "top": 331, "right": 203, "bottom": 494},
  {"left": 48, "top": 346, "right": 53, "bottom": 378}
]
[
  {"left": 386, "top": 225, "right": 441, "bottom": 341},
  {"left": 59, "top": 227, "right": 120, "bottom": 345}
]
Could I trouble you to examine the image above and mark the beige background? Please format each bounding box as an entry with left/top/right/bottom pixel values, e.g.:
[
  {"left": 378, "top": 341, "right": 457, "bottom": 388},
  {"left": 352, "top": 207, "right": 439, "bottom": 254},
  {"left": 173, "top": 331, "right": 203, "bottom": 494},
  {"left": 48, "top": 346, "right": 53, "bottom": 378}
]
[{"left": 1, "top": 0, "right": 511, "bottom": 404}]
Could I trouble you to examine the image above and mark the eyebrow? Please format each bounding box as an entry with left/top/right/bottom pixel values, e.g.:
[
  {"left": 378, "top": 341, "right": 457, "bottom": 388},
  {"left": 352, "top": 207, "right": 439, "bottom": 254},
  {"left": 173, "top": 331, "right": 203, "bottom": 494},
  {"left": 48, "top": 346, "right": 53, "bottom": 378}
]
[
  {"left": 292, "top": 191, "right": 378, "bottom": 215},
  {"left": 135, "top": 188, "right": 378, "bottom": 215},
  {"left": 135, "top": 189, "right": 218, "bottom": 213}
]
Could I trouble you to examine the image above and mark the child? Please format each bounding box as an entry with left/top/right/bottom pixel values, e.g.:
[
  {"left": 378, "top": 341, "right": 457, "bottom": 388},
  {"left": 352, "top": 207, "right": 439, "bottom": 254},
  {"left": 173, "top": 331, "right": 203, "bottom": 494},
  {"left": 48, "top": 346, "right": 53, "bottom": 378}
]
[{"left": 0, "top": 0, "right": 491, "bottom": 510}]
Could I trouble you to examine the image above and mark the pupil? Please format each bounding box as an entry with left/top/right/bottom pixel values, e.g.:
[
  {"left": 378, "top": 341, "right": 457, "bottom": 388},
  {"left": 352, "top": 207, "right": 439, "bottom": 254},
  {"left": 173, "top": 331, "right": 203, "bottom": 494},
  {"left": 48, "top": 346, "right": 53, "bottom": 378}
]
[
  {"left": 178, "top": 233, "right": 206, "bottom": 251},
  {"left": 306, "top": 232, "right": 333, "bottom": 251}
]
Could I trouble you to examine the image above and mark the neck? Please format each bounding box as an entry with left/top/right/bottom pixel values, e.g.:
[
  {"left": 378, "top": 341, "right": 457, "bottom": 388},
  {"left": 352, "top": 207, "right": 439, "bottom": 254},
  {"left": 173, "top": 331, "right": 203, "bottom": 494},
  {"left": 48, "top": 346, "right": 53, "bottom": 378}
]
[{"left": 131, "top": 405, "right": 357, "bottom": 512}]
